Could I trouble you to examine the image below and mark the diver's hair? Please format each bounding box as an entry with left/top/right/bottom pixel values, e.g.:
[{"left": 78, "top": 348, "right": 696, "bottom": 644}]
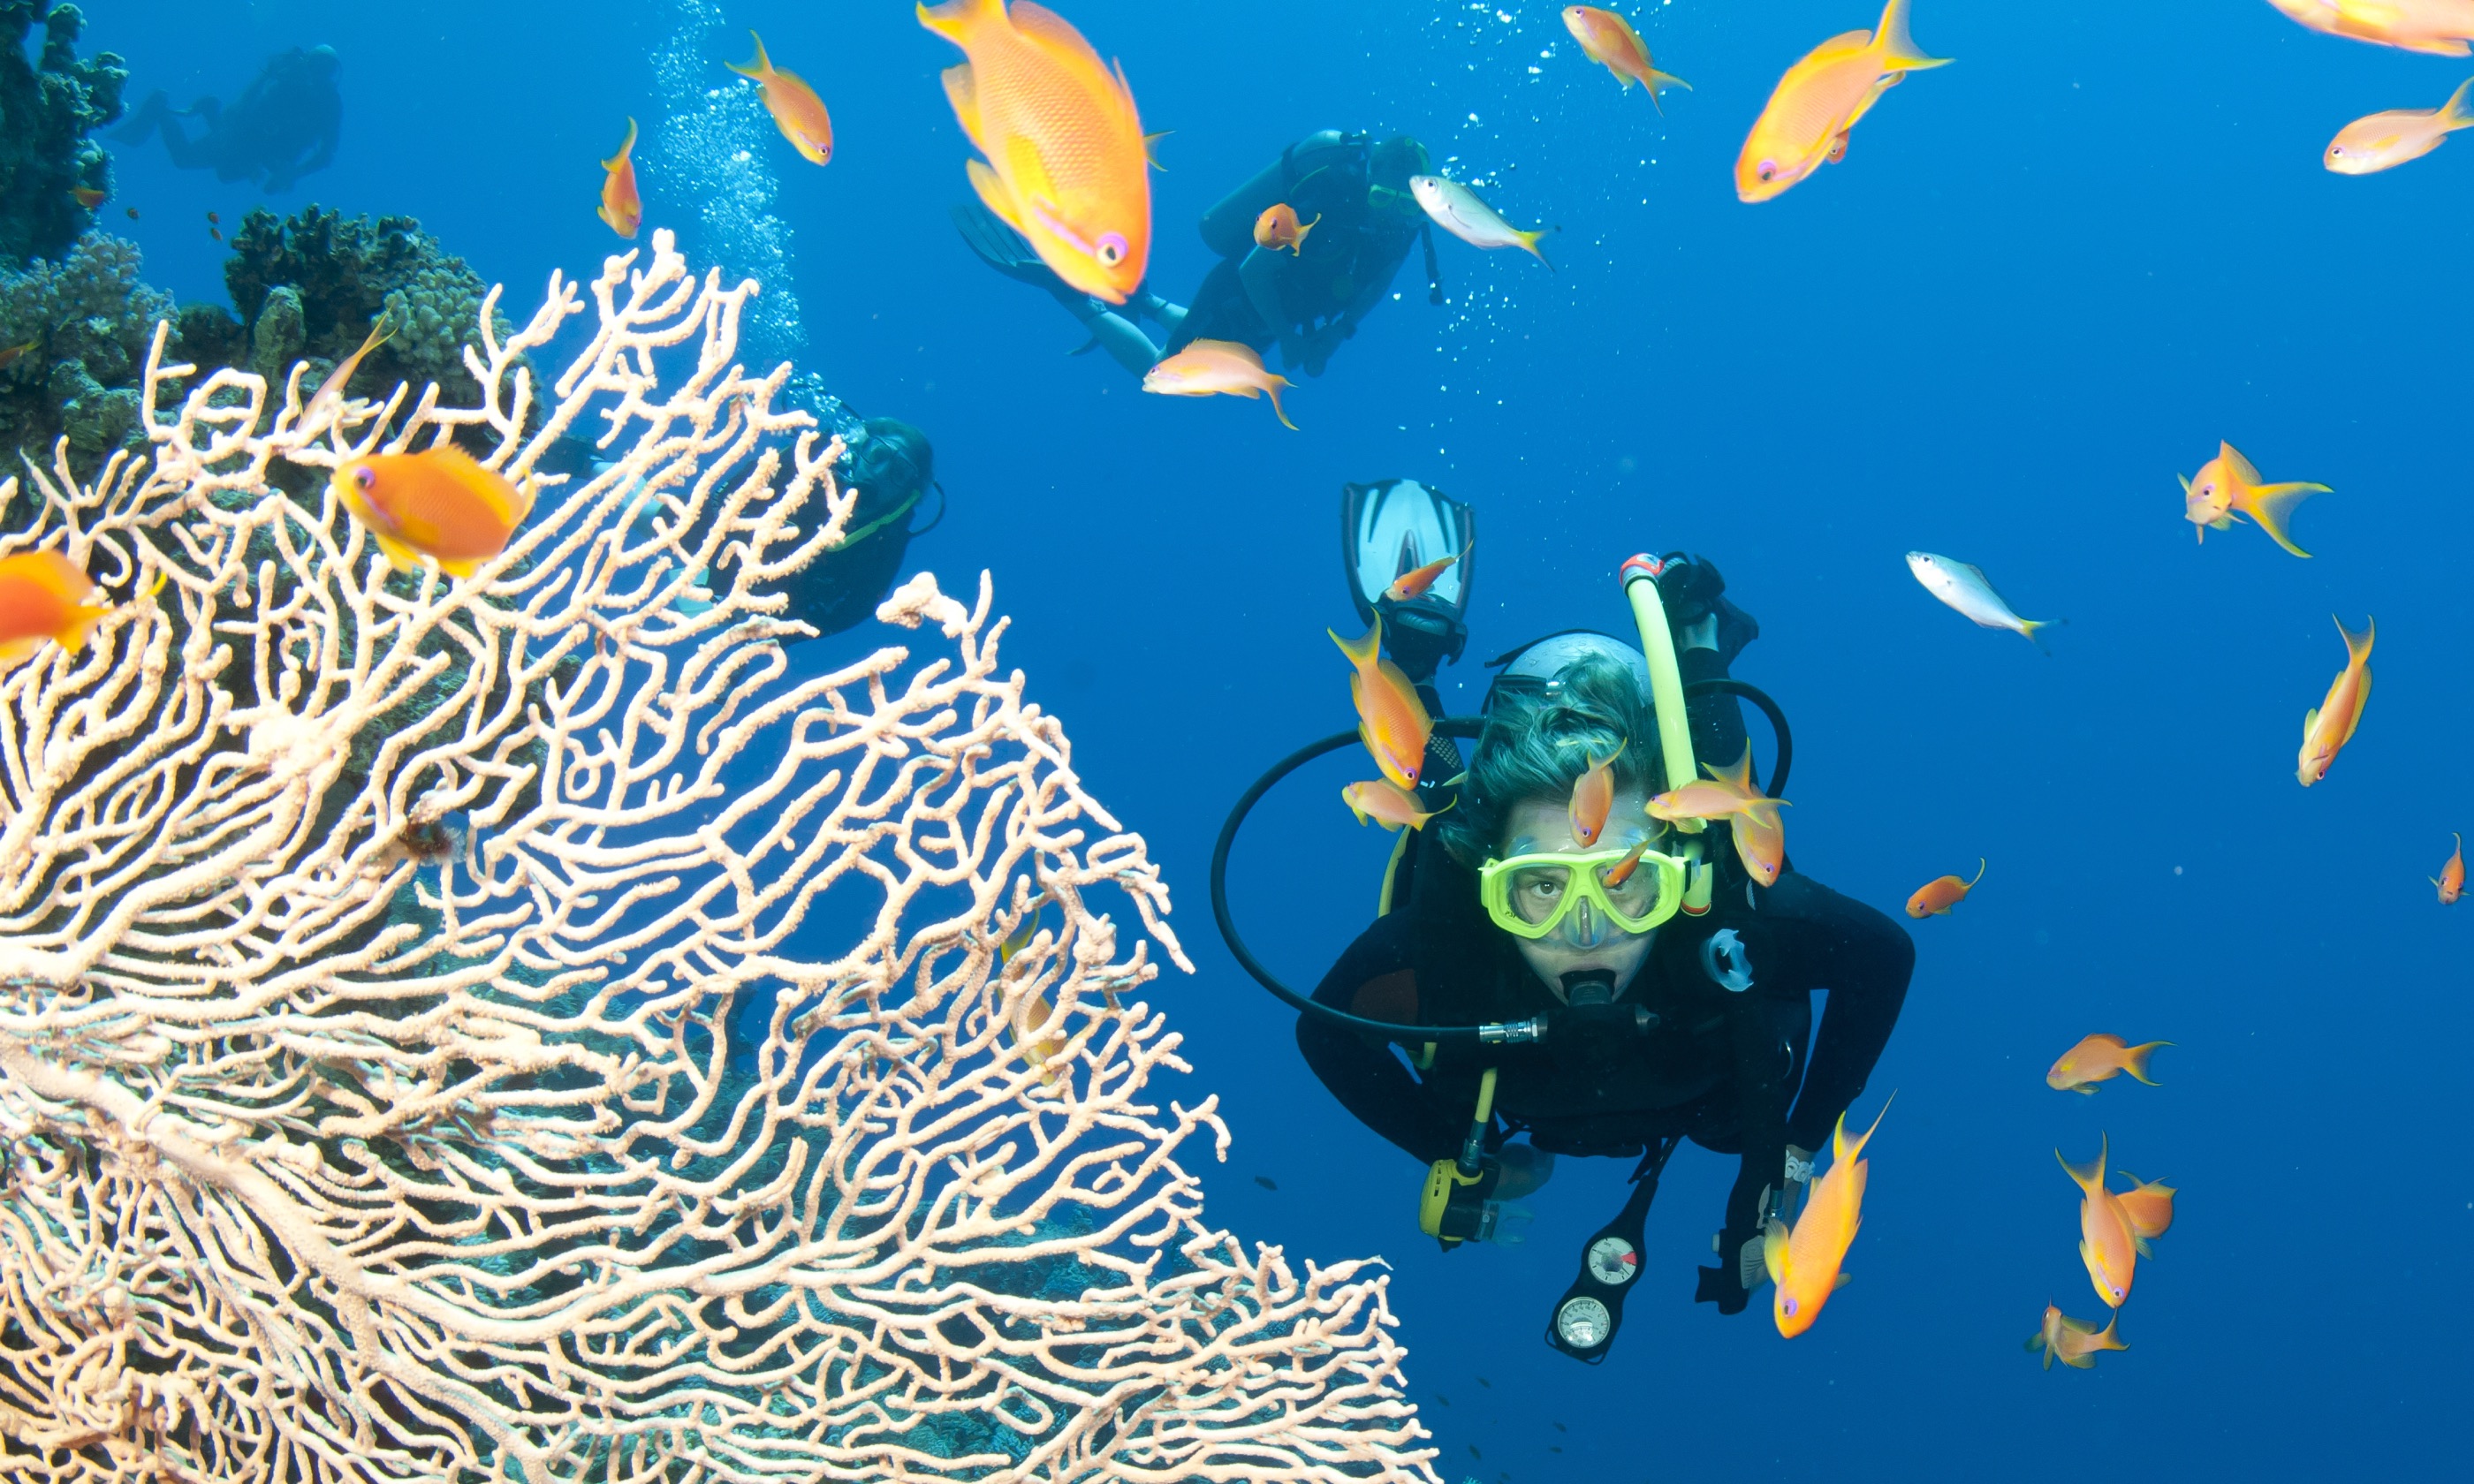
[{"left": 1432, "top": 651, "right": 1666, "bottom": 868}]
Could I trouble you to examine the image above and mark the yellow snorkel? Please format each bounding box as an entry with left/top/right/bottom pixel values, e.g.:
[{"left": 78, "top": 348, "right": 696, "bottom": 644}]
[{"left": 1620, "top": 555, "right": 1716, "bottom": 917}]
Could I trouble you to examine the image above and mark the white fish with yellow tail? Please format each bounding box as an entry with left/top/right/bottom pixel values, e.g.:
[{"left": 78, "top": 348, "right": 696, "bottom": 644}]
[
  {"left": 1142, "top": 339, "right": 1299, "bottom": 428},
  {"left": 1905, "top": 552, "right": 2060, "bottom": 651},
  {"left": 1408, "top": 176, "right": 1555, "bottom": 269}
]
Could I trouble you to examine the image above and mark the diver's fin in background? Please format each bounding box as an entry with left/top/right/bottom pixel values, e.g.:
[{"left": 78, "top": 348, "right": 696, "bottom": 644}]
[
  {"left": 951, "top": 198, "right": 1070, "bottom": 296},
  {"left": 1067, "top": 337, "right": 1099, "bottom": 357}
]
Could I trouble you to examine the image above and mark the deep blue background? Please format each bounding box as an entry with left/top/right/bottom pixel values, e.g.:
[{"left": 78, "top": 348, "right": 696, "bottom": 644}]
[{"left": 88, "top": 0, "right": 2473, "bottom": 1478}]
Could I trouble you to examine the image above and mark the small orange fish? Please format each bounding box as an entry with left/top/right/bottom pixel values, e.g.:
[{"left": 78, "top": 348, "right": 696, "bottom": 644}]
[
  {"left": 0, "top": 551, "right": 107, "bottom": 669},
  {"left": 1733, "top": 809, "right": 1786, "bottom": 887},
  {"left": 1904, "top": 859, "right": 1985, "bottom": 918},
  {"left": 1764, "top": 1095, "right": 1892, "bottom": 1338},
  {"left": 207, "top": 211, "right": 220, "bottom": 225},
  {"left": 2436, "top": 832, "right": 2465, "bottom": 905},
  {"left": 1567, "top": 738, "right": 1626, "bottom": 847},
  {"left": 209, "top": 227, "right": 222, "bottom": 243},
  {"left": 2264, "top": 0, "right": 2474, "bottom": 56},
  {"left": 1142, "top": 339, "right": 1298, "bottom": 428},
  {"left": 1329, "top": 613, "right": 1433, "bottom": 790},
  {"left": 1253, "top": 202, "right": 1320, "bottom": 254},
  {"left": 1343, "top": 778, "right": 1450, "bottom": 832},
  {"left": 71, "top": 186, "right": 105, "bottom": 208},
  {"left": 2028, "top": 1306, "right": 2128, "bottom": 1371},
  {"left": 1644, "top": 746, "right": 1785, "bottom": 832},
  {"left": 125, "top": 206, "right": 140, "bottom": 220},
  {"left": 2045, "top": 1034, "right": 2170, "bottom": 1094},
  {"left": 2112, "top": 1171, "right": 2176, "bottom": 1242},
  {"left": 2058, "top": 1133, "right": 2144, "bottom": 1308},
  {"left": 1600, "top": 839, "right": 1651, "bottom": 887},
  {"left": 1736, "top": 0, "right": 1950, "bottom": 202},
  {"left": 2297, "top": 615, "right": 2373, "bottom": 788},
  {"left": 1561, "top": 5, "right": 1690, "bottom": 113},
  {"left": 1384, "top": 542, "right": 1469, "bottom": 602},
  {"left": 0, "top": 341, "right": 36, "bottom": 372},
  {"left": 2326, "top": 80, "right": 2474, "bottom": 173},
  {"left": 2181, "top": 442, "right": 2328, "bottom": 557},
  {"left": 729, "top": 31, "right": 834, "bottom": 167},
  {"left": 598, "top": 117, "right": 642, "bottom": 239},
  {"left": 332, "top": 444, "right": 535, "bottom": 579},
  {"left": 920, "top": 0, "right": 1152, "bottom": 304}
]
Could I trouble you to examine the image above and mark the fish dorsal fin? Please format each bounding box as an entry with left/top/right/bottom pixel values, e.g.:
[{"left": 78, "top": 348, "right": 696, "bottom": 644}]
[
  {"left": 941, "top": 64, "right": 986, "bottom": 150},
  {"left": 1009, "top": 2, "right": 1114, "bottom": 84},
  {"left": 2220, "top": 441, "right": 2265, "bottom": 489},
  {"left": 2303, "top": 706, "right": 2319, "bottom": 743},
  {"left": 1809, "top": 27, "right": 1875, "bottom": 60}
]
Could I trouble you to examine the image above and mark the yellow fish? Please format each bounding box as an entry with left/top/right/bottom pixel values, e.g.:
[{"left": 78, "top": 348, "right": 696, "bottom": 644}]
[
  {"left": 1330, "top": 613, "right": 1433, "bottom": 790},
  {"left": 0, "top": 550, "right": 107, "bottom": 669},
  {"left": 2057, "top": 1133, "right": 2144, "bottom": 1308},
  {"left": 1764, "top": 1095, "right": 1892, "bottom": 1337},
  {"left": 1561, "top": 6, "right": 1691, "bottom": 113},
  {"left": 333, "top": 445, "right": 535, "bottom": 579},
  {"left": 919, "top": 0, "right": 1151, "bottom": 304},
  {"left": 729, "top": 32, "right": 834, "bottom": 167},
  {"left": 2027, "top": 1306, "right": 2128, "bottom": 1370},
  {"left": 2326, "top": 79, "right": 2474, "bottom": 172},
  {"left": 1142, "top": 339, "right": 1298, "bottom": 428},
  {"left": 2181, "top": 441, "right": 2328, "bottom": 556},
  {"left": 2265, "top": 0, "right": 2474, "bottom": 56},
  {"left": 1736, "top": 0, "right": 1949, "bottom": 202},
  {"left": 1342, "top": 779, "right": 1451, "bottom": 832},
  {"left": 2298, "top": 615, "right": 2373, "bottom": 787},
  {"left": 1644, "top": 746, "right": 1786, "bottom": 834}
]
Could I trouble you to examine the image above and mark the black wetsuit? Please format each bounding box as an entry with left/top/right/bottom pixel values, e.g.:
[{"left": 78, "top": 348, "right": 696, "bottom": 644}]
[{"left": 1298, "top": 841, "right": 1911, "bottom": 1313}]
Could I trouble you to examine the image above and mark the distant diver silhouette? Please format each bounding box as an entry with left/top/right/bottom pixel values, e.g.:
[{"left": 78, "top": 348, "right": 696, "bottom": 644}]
[{"left": 115, "top": 45, "right": 344, "bottom": 193}]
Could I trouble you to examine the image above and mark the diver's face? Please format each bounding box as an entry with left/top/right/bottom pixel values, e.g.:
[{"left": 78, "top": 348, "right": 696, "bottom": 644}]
[{"left": 1497, "top": 790, "right": 1660, "bottom": 1001}]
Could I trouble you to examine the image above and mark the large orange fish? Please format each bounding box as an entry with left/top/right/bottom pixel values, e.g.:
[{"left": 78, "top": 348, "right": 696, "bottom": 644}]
[
  {"left": 730, "top": 32, "right": 835, "bottom": 166},
  {"left": 1735, "top": 0, "right": 1950, "bottom": 202},
  {"left": 1561, "top": 6, "right": 1691, "bottom": 113},
  {"left": 2297, "top": 616, "right": 2373, "bottom": 787},
  {"left": 1905, "top": 859, "right": 1985, "bottom": 918},
  {"left": 1764, "top": 1096, "right": 1892, "bottom": 1338},
  {"left": 0, "top": 550, "right": 108, "bottom": 669},
  {"left": 2264, "top": 0, "right": 2474, "bottom": 55},
  {"left": 1644, "top": 746, "right": 1785, "bottom": 833},
  {"left": 1567, "top": 738, "right": 1626, "bottom": 847},
  {"left": 1330, "top": 615, "right": 1432, "bottom": 791},
  {"left": 919, "top": 0, "right": 1150, "bottom": 304},
  {"left": 2045, "top": 1034, "right": 2170, "bottom": 1094},
  {"left": 2113, "top": 1171, "right": 2176, "bottom": 1242},
  {"left": 333, "top": 445, "right": 535, "bottom": 579},
  {"left": 2436, "top": 832, "right": 2465, "bottom": 905},
  {"left": 2028, "top": 1306, "right": 2128, "bottom": 1371},
  {"left": 2181, "top": 442, "right": 2328, "bottom": 557},
  {"left": 1342, "top": 779, "right": 1450, "bottom": 832},
  {"left": 598, "top": 118, "right": 642, "bottom": 238},
  {"left": 2058, "top": 1134, "right": 2144, "bottom": 1308},
  {"left": 1142, "top": 340, "right": 1298, "bottom": 428}
]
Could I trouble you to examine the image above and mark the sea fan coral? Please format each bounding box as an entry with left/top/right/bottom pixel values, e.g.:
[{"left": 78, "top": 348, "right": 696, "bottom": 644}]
[{"left": 0, "top": 231, "right": 1438, "bottom": 1483}]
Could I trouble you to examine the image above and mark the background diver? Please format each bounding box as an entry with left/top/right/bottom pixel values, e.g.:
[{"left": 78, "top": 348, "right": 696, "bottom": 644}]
[
  {"left": 954, "top": 128, "right": 1440, "bottom": 380},
  {"left": 1215, "top": 480, "right": 1914, "bottom": 1359},
  {"left": 116, "top": 44, "right": 345, "bottom": 193}
]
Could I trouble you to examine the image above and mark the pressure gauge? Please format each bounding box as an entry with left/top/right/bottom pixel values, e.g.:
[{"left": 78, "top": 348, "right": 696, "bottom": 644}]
[
  {"left": 1553, "top": 1296, "right": 1613, "bottom": 1351},
  {"left": 1585, "top": 1234, "right": 1640, "bottom": 1286}
]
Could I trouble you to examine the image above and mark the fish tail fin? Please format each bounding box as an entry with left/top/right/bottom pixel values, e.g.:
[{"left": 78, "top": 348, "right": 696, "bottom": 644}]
[
  {"left": 727, "top": 30, "right": 773, "bottom": 80},
  {"left": 2245, "top": 481, "right": 2328, "bottom": 557},
  {"left": 1835, "top": 1092, "right": 1894, "bottom": 1164},
  {"left": 2335, "top": 612, "right": 2374, "bottom": 665},
  {"left": 2442, "top": 76, "right": 2474, "bottom": 130},
  {"left": 1964, "top": 858, "right": 1987, "bottom": 890},
  {"left": 2096, "top": 1313, "right": 2128, "bottom": 1352},
  {"left": 2120, "top": 1041, "right": 2171, "bottom": 1086},
  {"left": 1329, "top": 617, "right": 1381, "bottom": 669},
  {"left": 2017, "top": 617, "right": 2061, "bottom": 654},
  {"left": 1646, "top": 70, "right": 1690, "bottom": 117},
  {"left": 1518, "top": 228, "right": 1558, "bottom": 271},
  {"left": 1264, "top": 375, "right": 1300, "bottom": 431},
  {"left": 917, "top": 0, "right": 1003, "bottom": 42},
  {"left": 603, "top": 117, "right": 638, "bottom": 171},
  {"left": 1872, "top": 0, "right": 1953, "bottom": 70},
  {"left": 2055, "top": 1137, "right": 2104, "bottom": 1194}
]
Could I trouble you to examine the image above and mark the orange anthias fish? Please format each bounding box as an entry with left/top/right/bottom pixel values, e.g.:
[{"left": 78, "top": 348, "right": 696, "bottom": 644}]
[
  {"left": 2028, "top": 1306, "right": 2128, "bottom": 1371},
  {"left": 729, "top": 31, "right": 834, "bottom": 166},
  {"left": 2112, "top": 1172, "right": 2176, "bottom": 1242},
  {"left": 2264, "top": 0, "right": 2474, "bottom": 55},
  {"left": 1384, "top": 542, "right": 1469, "bottom": 602},
  {"left": 2436, "top": 833, "right": 2465, "bottom": 905},
  {"left": 598, "top": 117, "right": 642, "bottom": 239},
  {"left": 2181, "top": 442, "right": 2329, "bottom": 557},
  {"left": 1733, "top": 810, "right": 1786, "bottom": 887},
  {"left": 1343, "top": 779, "right": 1451, "bottom": 832},
  {"left": 2297, "top": 615, "right": 2374, "bottom": 787},
  {"left": 0, "top": 341, "right": 37, "bottom": 372},
  {"left": 0, "top": 550, "right": 108, "bottom": 669},
  {"left": 1142, "top": 339, "right": 1298, "bottom": 428},
  {"left": 1567, "top": 739, "right": 1626, "bottom": 847},
  {"left": 2326, "top": 79, "right": 2474, "bottom": 173},
  {"left": 1905, "top": 859, "right": 1985, "bottom": 918},
  {"left": 919, "top": 0, "right": 1151, "bottom": 304},
  {"left": 1253, "top": 203, "right": 1320, "bottom": 254},
  {"left": 1644, "top": 746, "right": 1786, "bottom": 833},
  {"left": 2045, "top": 1034, "right": 2171, "bottom": 1094},
  {"left": 333, "top": 444, "right": 536, "bottom": 579},
  {"left": 71, "top": 186, "right": 105, "bottom": 208},
  {"left": 1735, "top": 0, "right": 1950, "bottom": 202},
  {"left": 1330, "top": 613, "right": 1433, "bottom": 791},
  {"left": 1561, "top": 6, "right": 1691, "bottom": 113},
  {"left": 1600, "top": 838, "right": 1652, "bottom": 887},
  {"left": 2058, "top": 1133, "right": 2144, "bottom": 1308},
  {"left": 1764, "top": 1096, "right": 1892, "bottom": 1338}
]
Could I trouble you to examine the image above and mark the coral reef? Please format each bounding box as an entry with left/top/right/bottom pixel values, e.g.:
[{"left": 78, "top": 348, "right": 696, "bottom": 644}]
[
  {"left": 0, "top": 233, "right": 166, "bottom": 468},
  {"left": 0, "top": 0, "right": 126, "bottom": 268},
  {"left": 0, "top": 231, "right": 1438, "bottom": 1483}
]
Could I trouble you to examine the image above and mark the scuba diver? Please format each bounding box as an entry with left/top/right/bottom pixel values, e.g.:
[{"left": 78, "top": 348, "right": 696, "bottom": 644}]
[
  {"left": 953, "top": 130, "right": 1441, "bottom": 380},
  {"left": 115, "top": 45, "right": 344, "bottom": 193},
  {"left": 1211, "top": 481, "right": 1913, "bottom": 1361},
  {"left": 771, "top": 413, "right": 941, "bottom": 641}
]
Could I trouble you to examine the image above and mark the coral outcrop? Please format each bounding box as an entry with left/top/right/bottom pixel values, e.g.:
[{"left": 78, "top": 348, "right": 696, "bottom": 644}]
[{"left": 0, "top": 1, "right": 125, "bottom": 268}]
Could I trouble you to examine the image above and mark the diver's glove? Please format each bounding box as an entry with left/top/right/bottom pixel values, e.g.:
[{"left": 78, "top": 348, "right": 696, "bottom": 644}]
[
  {"left": 1694, "top": 1222, "right": 1766, "bottom": 1314},
  {"left": 1655, "top": 552, "right": 1759, "bottom": 671}
]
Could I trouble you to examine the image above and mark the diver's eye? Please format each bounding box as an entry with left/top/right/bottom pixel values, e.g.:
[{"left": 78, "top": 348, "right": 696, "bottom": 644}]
[
  {"left": 353, "top": 466, "right": 376, "bottom": 491},
  {"left": 1096, "top": 232, "right": 1128, "bottom": 268},
  {"left": 1757, "top": 162, "right": 1777, "bottom": 182}
]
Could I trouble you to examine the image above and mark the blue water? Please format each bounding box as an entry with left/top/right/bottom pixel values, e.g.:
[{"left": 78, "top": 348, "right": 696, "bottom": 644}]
[{"left": 98, "top": 1, "right": 2472, "bottom": 1478}]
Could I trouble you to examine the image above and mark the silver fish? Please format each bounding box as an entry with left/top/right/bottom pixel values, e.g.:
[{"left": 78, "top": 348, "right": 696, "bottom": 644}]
[
  {"left": 1905, "top": 552, "right": 2060, "bottom": 651},
  {"left": 1408, "top": 175, "right": 1554, "bottom": 269}
]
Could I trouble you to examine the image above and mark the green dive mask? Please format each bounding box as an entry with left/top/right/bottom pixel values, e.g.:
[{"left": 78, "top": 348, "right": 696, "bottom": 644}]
[{"left": 1478, "top": 843, "right": 1689, "bottom": 946}]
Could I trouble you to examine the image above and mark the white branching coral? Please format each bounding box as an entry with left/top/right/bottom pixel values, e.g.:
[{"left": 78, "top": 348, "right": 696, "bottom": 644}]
[{"left": 0, "top": 231, "right": 1438, "bottom": 1483}]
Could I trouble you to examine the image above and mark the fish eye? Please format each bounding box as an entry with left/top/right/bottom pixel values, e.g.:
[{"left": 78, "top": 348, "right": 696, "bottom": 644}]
[
  {"left": 1757, "top": 161, "right": 1777, "bottom": 181},
  {"left": 1096, "top": 232, "right": 1128, "bottom": 268},
  {"left": 353, "top": 466, "right": 376, "bottom": 491},
  {"left": 1781, "top": 1297, "right": 1797, "bottom": 1315}
]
